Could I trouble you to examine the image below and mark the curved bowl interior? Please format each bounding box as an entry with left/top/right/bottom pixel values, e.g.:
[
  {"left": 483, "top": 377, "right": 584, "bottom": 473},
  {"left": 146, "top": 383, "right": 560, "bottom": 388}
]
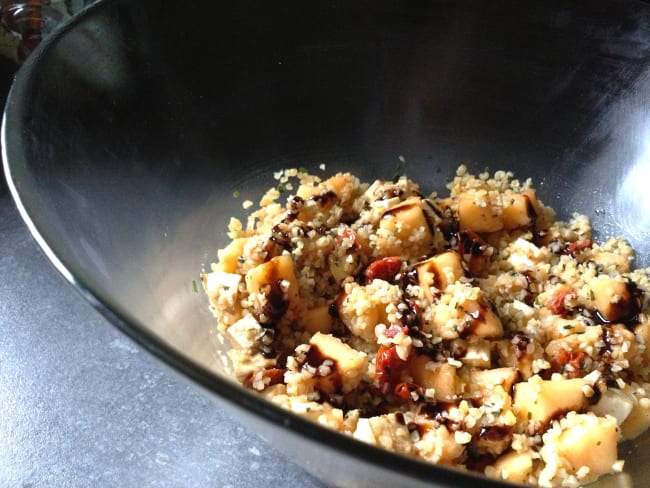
[{"left": 3, "top": 0, "right": 650, "bottom": 486}]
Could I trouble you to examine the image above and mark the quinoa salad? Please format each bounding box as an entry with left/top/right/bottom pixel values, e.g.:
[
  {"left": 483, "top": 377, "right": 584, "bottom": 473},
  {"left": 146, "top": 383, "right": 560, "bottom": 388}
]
[{"left": 202, "top": 165, "right": 650, "bottom": 487}]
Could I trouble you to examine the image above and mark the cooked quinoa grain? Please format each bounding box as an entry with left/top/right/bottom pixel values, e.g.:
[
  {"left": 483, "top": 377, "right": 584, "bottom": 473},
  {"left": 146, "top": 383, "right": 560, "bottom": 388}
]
[{"left": 203, "top": 165, "right": 650, "bottom": 487}]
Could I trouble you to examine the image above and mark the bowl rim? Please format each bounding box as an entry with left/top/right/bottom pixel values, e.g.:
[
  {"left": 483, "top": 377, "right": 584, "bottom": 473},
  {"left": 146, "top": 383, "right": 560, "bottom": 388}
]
[{"left": 0, "top": 1, "right": 510, "bottom": 486}]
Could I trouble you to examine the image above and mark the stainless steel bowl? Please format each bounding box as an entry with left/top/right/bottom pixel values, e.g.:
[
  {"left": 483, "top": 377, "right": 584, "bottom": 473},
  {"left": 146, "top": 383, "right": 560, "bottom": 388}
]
[{"left": 3, "top": 1, "right": 650, "bottom": 486}]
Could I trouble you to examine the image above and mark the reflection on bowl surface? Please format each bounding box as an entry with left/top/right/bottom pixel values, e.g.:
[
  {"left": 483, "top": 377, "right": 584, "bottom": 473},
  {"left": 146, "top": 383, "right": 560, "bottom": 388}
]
[{"left": 3, "top": 1, "right": 650, "bottom": 487}]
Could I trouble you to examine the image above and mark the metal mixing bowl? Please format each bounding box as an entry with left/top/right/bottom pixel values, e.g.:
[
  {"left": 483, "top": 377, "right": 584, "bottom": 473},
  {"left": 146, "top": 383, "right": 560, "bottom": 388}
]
[{"left": 3, "top": 0, "right": 650, "bottom": 486}]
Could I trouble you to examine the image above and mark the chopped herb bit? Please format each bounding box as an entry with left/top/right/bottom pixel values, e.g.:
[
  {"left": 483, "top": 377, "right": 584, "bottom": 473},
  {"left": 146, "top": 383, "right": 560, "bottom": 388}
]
[
  {"left": 192, "top": 279, "right": 199, "bottom": 293},
  {"left": 298, "top": 166, "right": 308, "bottom": 174},
  {"left": 233, "top": 190, "right": 241, "bottom": 198},
  {"left": 237, "top": 255, "right": 246, "bottom": 263},
  {"left": 277, "top": 183, "right": 286, "bottom": 193}
]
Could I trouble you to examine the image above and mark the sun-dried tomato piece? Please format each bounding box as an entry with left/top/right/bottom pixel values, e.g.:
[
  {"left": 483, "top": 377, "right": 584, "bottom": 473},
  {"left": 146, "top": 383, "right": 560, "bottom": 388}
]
[
  {"left": 375, "top": 345, "right": 408, "bottom": 391},
  {"left": 547, "top": 286, "right": 576, "bottom": 316},
  {"left": 393, "top": 381, "right": 423, "bottom": 403},
  {"left": 336, "top": 228, "right": 361, "bottom": 254},
  {"left": 365, "top": 256, "right": 403, "bottom": 284},
  {"left": 564, "top": 239, "right": 593, "bottom": 257},
  {"left": 549, "top": 349, "right": 588, "bottom": 378}
]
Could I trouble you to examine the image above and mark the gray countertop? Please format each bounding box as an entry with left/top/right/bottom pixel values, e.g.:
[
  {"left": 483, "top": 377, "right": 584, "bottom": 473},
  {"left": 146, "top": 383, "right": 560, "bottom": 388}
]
[{"left": 0, "top": 174, "right": 325, "bottom": 487}]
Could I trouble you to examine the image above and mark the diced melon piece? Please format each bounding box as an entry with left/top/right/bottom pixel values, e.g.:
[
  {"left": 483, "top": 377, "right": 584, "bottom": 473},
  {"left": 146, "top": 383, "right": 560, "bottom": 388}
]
[
  {"left": 491, "top": 450, "right": 533, "bottom": 484},
  {"left": 309, "top": 332, "right": 368, "bottom": 393},
  {"left": 496, "top": 337, "right": 543, "bottom": 380},
  {"left": 295, "top": 173, "right": 354, "bottom": 220},
  {"left": 302, "top": 306, "right": 333, "bottom": 335},
  {"left": 523, "top": 189, "right": 550, "bottom": 231},
  {"left": 323, "top": 173, "right": 354, "bottom": 198},
  {"left": 514, "top": 376, "right": 588, "bottom": 426},
  {"left": 338, "top": 281, "right": 398, "bottom": 342},
  {"left": 471, "top": 367, "right": 519, "bottom": 397},
  {"left": 216, "top": 237, "right": 248, "bottom": 273},
  {"left": 377, "top": 197, "right": 433, "bottom": 255},
  {"left": 353, "top": 414, "right": 414, "bottom": 455},
  {"left": 555, "top": 413, "right": 619, "bottom": 478},
  {"left": 502, "top": 193, "right": 535, "bottom": 230},
  {"left": 296, "top": 180, "right": 320, "bottom": 199},
  {"left": 590, "top": 275, "right": 633, "bottom": 323},
  {"left": 465, "top": 370, "right": 515, "bottom": 410},
  {"left": 458, "top": 298, "right": 504, "bottom": 339},
  {"left": 407, "top": 355, "right": 459, "bottom": 401},
  {"left": 462, "top": 339, "right": 492, "bottom": 368},
  {"left": 416, "top": 250, "right": 465, "bottom": 295},
  {"left": 457, "top": 229, "right": 491, "bottom": 277},
  {"left": 458, "top": 193, "right": 503, "bottom": 233},
  {"left": 429, "top": 289, "right": 503, "bottom": 340},
  {"left": 284, "top": 356, "right": 343, "bottom": 397},
  {"left": 245, "top": 254, "right": 298, "bottom": 302},
  {"left": 609, "top": 323, "right": 638, "bottom": 362},
  {"left": 414, "top": 422, "right": 466, "bottom": 464},
  {"left": 296, "top": 173, "right": 351, "bottom": 199},
  {"left": 339, "top": 293, "right": 381, "bottom": 341}
]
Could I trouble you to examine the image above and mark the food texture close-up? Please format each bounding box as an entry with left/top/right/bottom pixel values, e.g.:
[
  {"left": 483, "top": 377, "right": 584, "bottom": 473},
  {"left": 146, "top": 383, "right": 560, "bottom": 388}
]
[{"left": 204, "top": 165, "right": 650, "bottom": 487}]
